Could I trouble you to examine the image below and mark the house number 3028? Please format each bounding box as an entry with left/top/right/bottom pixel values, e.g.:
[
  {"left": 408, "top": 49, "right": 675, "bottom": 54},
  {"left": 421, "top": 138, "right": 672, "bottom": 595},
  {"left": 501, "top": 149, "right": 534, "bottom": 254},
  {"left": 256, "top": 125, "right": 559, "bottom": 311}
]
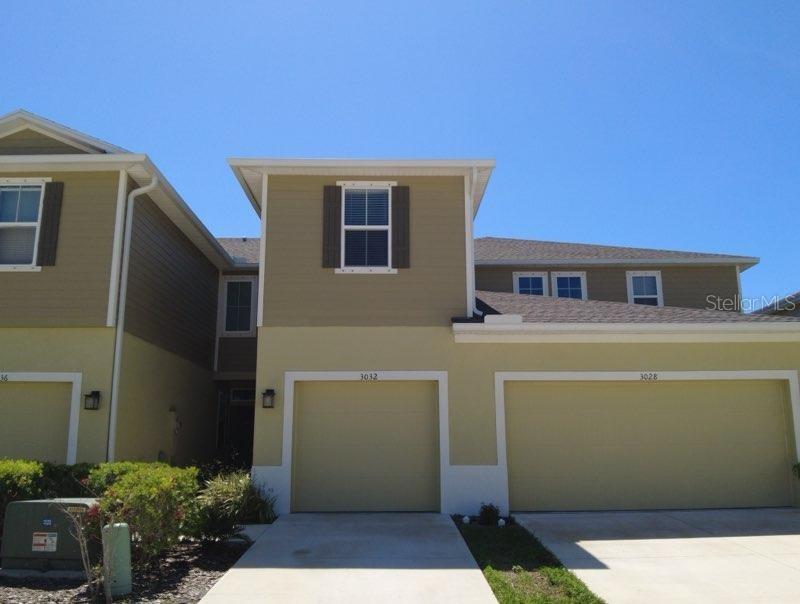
[
  {"left": 640, "top": 372, "right": 659, "bottom": 381},
  {"left": 360, "top": 373, "right": 378, "bottom": 382}
]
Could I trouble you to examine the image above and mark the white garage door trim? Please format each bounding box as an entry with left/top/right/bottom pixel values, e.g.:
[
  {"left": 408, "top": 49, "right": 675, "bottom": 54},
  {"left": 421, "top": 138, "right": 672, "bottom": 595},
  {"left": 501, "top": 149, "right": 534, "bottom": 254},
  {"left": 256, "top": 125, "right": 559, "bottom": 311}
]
[
  {"left": 0, "top": 371, "right": 83, "bottom": 464},
  {"left": 493, "top": 370, "right": 800, "bottom": 514},
  {"left": 254, "top": 371, "right": 448, "bottom": 515}
]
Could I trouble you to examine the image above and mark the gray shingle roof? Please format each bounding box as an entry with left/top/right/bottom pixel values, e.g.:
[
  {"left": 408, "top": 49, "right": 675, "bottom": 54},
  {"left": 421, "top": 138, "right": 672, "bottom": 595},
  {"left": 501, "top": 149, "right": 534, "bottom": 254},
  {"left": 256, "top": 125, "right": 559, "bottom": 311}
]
[
  {"left": 476, "top": 290, "right": 800, "bottom": 324},
  {"left": 217, "top": 237, "right": 260, "bottom": 265},
  {"left": 474, "top": 237, "right": 757, "bottom": 265},
  {"left": 751, "top": 291, "right": 800, "bottom": 315}
]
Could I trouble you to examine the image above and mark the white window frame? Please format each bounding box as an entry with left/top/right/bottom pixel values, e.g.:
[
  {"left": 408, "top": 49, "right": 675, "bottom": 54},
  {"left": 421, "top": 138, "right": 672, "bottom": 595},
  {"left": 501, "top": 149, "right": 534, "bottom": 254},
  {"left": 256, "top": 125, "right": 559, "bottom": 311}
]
[
  {"left": 218, "top": 275, "right": 258, "bottom": 337},
  {"left": 0, "top": 177, "right": 51, "bottom": 272},
  {"left": 551, "top": 271, "right": 587, "bottom": 300},
  {"left": 512, "top": 271, "right": 549, "bottom": 296},
  {"left": 626, "top": 270, "right": 664, "bottom": 306},
  {"left": 335, "top": 181, "right": 397, "bottom": 275}
]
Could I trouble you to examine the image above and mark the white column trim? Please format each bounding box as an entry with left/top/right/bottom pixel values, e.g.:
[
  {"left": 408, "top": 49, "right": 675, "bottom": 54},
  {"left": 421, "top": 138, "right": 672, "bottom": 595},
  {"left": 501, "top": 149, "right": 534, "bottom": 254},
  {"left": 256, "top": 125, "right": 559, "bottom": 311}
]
[
  {"left": 257, "top": 172, "right": 268, "bottom": 328},
  {"left": 0, "top": 371, "right": 83, "bottom": 464},
  {"left": 106, "top": 170, "right": 128, "bottom": 326},
  {"left": 493, "top": 369, "right": 800, "bottom": 513},
  {"left": 464, "top": 169, "right": 476, "bottom": 316}
]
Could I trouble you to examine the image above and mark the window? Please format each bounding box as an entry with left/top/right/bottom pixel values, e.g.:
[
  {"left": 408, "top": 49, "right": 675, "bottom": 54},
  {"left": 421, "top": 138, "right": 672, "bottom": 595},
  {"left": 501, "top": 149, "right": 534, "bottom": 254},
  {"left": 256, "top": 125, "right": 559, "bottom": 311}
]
[
  {"left": 513, "top": 271, "right": 548, "bottom": 296},
  {"left": 551, "top": 272, "right": 587, "bottom": 300},
  {"left": 220, "top": 276, "right": 257, "bottom": 336},
  {"left": 337, "top": 181, "right": 396, "bottom": 274},
  {"left": 0, "top": 182, "right": 45, "bottom": 267},
  {"left": 627, "top": 271, "right": 663, "bottom": 306}
]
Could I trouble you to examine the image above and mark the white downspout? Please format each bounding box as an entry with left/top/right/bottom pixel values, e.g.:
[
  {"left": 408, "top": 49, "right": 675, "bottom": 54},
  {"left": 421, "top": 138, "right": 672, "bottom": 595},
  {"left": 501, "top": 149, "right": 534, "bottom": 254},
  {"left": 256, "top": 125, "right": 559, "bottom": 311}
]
[{"left": 106, "top": 174, "right": 159, "bottom": 461}]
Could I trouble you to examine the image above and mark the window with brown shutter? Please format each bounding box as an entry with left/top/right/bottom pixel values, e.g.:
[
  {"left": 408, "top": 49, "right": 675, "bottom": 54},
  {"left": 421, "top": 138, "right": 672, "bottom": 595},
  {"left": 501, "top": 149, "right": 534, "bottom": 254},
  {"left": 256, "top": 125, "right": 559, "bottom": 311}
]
[
  {"left": 391, "top": 186, "right": 409, "bottom": 268},
  {"left": 322, "top": 185, "right": 341, "bottom": 267},
  {"left": 36, "top": 182, "right": 64, "bottom": 266}
]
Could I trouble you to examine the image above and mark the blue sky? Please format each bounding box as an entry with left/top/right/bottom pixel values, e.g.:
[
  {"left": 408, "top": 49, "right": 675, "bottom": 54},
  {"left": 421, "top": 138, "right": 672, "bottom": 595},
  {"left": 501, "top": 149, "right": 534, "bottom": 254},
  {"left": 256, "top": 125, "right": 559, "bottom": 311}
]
[{"left": 3, "top": 1, "right": 797, "bottom": 303}]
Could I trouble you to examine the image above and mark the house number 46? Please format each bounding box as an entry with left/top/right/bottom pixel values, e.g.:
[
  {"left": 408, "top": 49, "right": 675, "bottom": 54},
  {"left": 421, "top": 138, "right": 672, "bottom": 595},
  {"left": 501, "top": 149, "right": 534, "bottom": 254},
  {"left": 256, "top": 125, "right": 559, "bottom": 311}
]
[{"left": 0, "top": 374, "right": 8, "bottom": 382}]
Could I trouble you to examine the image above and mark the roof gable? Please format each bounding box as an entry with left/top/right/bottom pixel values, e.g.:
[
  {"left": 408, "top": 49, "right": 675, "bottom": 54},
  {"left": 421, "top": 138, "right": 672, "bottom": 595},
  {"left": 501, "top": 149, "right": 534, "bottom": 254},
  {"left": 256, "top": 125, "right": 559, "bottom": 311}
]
[{"left": 0, "top": 109, "right": 128, "bottom": 154}]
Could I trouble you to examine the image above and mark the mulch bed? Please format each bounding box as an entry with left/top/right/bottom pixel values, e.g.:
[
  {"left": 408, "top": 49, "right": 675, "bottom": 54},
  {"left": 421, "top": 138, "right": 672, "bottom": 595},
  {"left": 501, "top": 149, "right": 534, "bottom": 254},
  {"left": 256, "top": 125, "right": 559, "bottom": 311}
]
[{"left": 0, "top": 541, "right": 250, "bottom": 603}]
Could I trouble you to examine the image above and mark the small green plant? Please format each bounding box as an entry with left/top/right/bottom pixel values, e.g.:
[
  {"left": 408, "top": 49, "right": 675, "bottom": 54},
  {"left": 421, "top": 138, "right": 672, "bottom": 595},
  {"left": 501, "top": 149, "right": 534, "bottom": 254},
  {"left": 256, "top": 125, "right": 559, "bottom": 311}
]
[
  {"left": 0, "top": 459, "right": 46, "bottom": 536},
  {"left": 88, "top": 461, "right": 167, "bottom": 493},
  {"left": 479, "top": 503, "right": 500, "bottom": 526},
  {"left": 192, "top": 471, "right": 276, "bottom": 541},
  {"left": 42, "top": 462, "right": 95, "bottom": 497},
  {"left": 100, "top": 464, "right": 199, "bottom": 559}
]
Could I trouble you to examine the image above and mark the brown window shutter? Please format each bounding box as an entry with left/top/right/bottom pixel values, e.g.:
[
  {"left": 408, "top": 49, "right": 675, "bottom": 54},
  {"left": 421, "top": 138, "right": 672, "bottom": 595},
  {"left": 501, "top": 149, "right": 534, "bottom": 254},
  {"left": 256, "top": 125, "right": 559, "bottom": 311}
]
[
  {"left": 391, "top": 186, "right": 410, "bottom": 268},
  {"left": 322, "top": 185, "right": 341, "bottom": 268},
  {"left": 36, "top": 182, "right": 64, "bottom": 266}
]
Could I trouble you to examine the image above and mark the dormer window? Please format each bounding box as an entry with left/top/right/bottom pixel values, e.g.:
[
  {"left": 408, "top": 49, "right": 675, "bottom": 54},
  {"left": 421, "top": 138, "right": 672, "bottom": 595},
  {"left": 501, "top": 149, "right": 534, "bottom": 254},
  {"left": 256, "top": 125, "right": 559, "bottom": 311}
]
[
  {"left": 0, "top": 181, "right": 45, "bottom": 267},
  {"left": 513, "top": 271, "right": 548, "bottom": 296},
  {"left": 627, "top": 271, "right": 664, "bottom": 306},
  {"left": 337, "top": 182, "right": 395, "bottom": 274}
]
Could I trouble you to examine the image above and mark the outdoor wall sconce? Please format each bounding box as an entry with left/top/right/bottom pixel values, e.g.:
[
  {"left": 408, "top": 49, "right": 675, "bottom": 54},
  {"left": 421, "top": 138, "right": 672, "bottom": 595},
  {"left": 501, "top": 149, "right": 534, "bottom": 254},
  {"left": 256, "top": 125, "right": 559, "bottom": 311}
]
[
  {"left": 84, "top": 390, "right": 101, "bottom": 410},
  {"left": 262, "top": 388, "right": 276, "bottom": 409}
]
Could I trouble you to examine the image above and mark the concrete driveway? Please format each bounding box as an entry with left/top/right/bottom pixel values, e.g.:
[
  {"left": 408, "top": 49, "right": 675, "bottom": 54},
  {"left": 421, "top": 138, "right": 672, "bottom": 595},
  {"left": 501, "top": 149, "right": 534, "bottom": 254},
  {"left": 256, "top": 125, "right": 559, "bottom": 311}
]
[
  {"left": 201, "top": 513, "right": 496, "bottom": 603},
  {"left": 517, "top": 508, "right": 800, "bottom": 604}
]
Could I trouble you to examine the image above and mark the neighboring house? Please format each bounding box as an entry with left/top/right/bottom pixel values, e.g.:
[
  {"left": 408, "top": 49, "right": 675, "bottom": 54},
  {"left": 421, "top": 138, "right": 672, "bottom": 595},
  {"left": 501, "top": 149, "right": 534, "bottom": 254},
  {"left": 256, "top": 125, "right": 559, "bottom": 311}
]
[
  {"left": 751, "top": 291, "right": 800, "bottom": 318},
  {"left": 475, "top": 236, "right": 756, "bottom": 309},
  {"left": 0, "top": 110, "right": 237, "bottom": 465},
  {"left": 229, "top": 158, "right": 800, "bottom": 517}
]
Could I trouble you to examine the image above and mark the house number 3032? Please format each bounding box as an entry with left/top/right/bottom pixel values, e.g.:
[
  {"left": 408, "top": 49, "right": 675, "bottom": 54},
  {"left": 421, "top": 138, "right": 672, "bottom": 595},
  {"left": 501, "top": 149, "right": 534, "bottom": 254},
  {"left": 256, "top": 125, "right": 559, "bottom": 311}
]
[
  {"left": 640, "top": 372, "right": 659, "bottom": 381},
  {"left": 360, "top": 373, "right": 378, "bottom": 382}
]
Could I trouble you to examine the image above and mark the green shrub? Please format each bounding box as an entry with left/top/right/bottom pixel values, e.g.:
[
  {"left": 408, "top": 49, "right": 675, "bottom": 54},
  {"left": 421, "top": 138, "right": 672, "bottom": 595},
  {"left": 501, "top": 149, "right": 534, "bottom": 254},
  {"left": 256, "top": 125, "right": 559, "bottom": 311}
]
[
  {"left": 88, "top": 461, "right": 167, "bottom": 494},
  {"left": 100, "top": 464, "right": 199, "bottom": 559},
  {"left": 478, "top": 503, "right": 500, "bottom": 526},
  {"left": 0, "top": 459, "right": 46, "bottom": 536},
  {"left": 42, "top": 462, "right": 95, "bottom": 498},
  {"left": 192, "top": 472, "right": 275, "bottom": 541}
]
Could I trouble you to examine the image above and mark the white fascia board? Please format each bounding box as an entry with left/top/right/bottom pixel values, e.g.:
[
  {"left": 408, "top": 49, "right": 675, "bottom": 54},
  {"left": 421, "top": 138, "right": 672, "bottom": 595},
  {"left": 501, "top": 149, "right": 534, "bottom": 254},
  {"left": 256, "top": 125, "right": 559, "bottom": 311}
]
[
  {"left": 452, "top": 321, "right": 800, "bottom": 343},
  {"left": 0, "top": 153, "right": 148, "bottom": 172},
  {"left": 475, "top": 257, "right": 760, "bottom": 268},
  {"left": 228, "top": 158, "right": 496, "bottom": 169}
]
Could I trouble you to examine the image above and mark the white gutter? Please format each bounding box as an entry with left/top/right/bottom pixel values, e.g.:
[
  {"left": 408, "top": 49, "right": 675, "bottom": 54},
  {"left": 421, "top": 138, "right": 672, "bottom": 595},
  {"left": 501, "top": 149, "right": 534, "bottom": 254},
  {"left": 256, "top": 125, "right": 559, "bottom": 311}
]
[
  {"left": 452, "top": 321, "right": 800, "bottom": 343},
  {"left": 106, "top": 174, "right": 159, "bottom": 461}
]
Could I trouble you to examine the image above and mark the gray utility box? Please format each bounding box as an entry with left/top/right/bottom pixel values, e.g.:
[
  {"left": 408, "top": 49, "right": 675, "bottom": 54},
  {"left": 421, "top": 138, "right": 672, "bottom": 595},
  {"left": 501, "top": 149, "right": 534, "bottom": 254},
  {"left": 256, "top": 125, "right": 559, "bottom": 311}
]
[{"left": 1, "top": 498, "right": 99, "bottom": 571}]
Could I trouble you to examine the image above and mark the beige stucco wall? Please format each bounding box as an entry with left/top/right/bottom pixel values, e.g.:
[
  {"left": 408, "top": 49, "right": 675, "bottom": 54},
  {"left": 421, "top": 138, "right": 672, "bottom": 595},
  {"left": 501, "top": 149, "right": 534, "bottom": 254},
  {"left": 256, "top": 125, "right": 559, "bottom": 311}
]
[
  {"left": 0, "top": 171, "right": 119, "bottom": 327},
  {"left": 115, "top": 333, "right": 217, "bottom": 465},
  {"left": 255, "top": 327, "right": 800, "bottom": 470},
  {"left": 262, "top": 175, "right": 468, "bottom": 326},
  {"left": 0, "top": 327, "right": 115, "bottom": 462}
]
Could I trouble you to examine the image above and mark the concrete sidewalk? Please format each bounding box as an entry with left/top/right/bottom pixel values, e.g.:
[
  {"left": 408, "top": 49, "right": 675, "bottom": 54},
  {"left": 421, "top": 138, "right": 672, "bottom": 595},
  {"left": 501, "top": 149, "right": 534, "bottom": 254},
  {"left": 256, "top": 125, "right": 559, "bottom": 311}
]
[
  {"left": 201, "top": 513, "right": 496, "bottom": 603},
  {"left": 517, "top": 508, "right": 800, "bottom": 604}
]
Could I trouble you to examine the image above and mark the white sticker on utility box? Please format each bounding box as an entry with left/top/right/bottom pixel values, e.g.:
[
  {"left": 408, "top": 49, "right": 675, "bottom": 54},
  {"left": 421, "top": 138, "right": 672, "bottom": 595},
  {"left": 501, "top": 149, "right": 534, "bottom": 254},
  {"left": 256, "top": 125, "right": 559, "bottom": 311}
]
[{"left": 32, "top": 532, "right": 57, "bottom": 552}]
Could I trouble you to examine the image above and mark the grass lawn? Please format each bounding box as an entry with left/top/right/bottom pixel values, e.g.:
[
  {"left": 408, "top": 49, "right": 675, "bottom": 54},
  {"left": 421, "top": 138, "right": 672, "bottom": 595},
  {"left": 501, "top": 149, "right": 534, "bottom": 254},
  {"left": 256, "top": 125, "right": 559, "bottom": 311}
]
[{"left": 457, "top": 520, "right": 604, "bottom": 604}]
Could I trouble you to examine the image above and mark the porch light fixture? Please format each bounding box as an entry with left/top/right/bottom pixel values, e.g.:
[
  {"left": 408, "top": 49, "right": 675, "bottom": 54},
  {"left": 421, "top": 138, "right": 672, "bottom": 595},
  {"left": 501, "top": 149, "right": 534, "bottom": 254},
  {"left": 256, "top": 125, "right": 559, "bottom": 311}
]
[
  {"left": 262, "top": 388, "right": 276, "bottom": 409},
  {"left": 84, "top": 391, "right": 101, "bottom": 410}
]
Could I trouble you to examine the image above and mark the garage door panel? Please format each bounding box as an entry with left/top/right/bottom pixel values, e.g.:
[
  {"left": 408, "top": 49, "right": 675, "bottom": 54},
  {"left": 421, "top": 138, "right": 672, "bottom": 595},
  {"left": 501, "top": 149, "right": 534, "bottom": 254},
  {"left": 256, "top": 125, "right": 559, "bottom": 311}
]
[
  {"left": 292, "top": 381, "right": 439, "bottom": 512},
  {"left": 507, "top": 380, "right": 792, "bottom": 511},
  {"left": 0, "top": 382, "right": 71, "bottom": 463}
]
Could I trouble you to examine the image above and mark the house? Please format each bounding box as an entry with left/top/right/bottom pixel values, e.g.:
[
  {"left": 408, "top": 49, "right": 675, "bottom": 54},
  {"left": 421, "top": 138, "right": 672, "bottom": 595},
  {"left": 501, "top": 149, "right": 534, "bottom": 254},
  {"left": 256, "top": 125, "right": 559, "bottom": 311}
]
[
  {"left": 752, "top": 291, "right": 800, "bottom": 318},
  {"left": 0, "top": 110, "right": 241, "bottom": 465},
  {"left": 228, "top": 158, "right": 800, "bottom": 516},
  {"left": 475, "top": 236, "right": 756, "bottom": 309}
]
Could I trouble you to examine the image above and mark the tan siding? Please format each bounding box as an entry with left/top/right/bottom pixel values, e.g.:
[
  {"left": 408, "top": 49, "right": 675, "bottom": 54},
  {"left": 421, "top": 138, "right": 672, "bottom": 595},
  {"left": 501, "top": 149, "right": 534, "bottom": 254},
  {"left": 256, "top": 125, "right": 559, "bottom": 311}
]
[
  {"left": 476, "top": 265, "right": 740, "bottom": 309},
  {"left": 124, "top": 194, "right": 218, "bottom": 368},
  {"left": 0, "top": 129, "right": 89, "bottom": 155},
  {"left": 0, "top": 171, "right": 118, "bottom": 326},
  {"left": 217, "top": 337, "right": 257, "bottom": 373},
  {"left": 263, "top": 175, "right": 467, "bottom": 326}
]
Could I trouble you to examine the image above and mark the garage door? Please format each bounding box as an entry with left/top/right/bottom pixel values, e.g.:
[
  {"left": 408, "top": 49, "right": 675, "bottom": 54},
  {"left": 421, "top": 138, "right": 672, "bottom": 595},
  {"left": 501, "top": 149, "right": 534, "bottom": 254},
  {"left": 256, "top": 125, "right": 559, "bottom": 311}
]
[
  {"left": 292, "top": 381, "right": 439, "bottom": 512},
  {"left": 506, "top": 380, "right": 793, "bottom": 511},
  {"left": 0, "top": 382, "right": 72, "bottom": 463}
]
